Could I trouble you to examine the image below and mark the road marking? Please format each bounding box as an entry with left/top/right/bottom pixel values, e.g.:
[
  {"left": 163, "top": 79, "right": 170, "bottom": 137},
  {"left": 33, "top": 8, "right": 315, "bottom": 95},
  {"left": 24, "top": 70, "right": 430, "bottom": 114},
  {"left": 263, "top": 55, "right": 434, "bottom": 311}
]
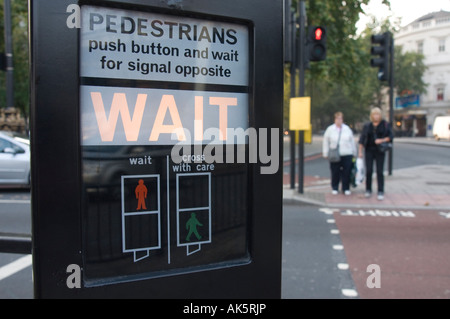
[
  {"left": 337, "top": 263, "right": 349, "bottom": 270},
  {"left": 0, "top": 199, "right": 30, "bottom": 204},
  {"left": 341, "top": 209, "right": 416, "bottom": 218},
  {"left": 439, "top": 212, "right": 450, "bottom": 219},
  {"left": 0, "top": 255, "right": 32, "bottom": 281},
  {"left": 319, "top": 208, "right": 339, "bottom": 215},
  {"left": 326, "top": 219, "right": 335, "bottom": 224},
  {"left": 332, "top": 244, "right": 344, "bottom": 250},
  {"left": 330, "top": 229, "right": 340, "bottom": 234},
  {"left": 341, "top": 288, "right": 358, "bottom": 297}
]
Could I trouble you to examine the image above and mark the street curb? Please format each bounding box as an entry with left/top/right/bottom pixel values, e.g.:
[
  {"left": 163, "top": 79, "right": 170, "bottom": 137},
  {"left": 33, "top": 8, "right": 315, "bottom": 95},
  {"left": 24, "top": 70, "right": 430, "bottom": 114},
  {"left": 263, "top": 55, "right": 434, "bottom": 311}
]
[
  {"left": 282, "top": 195, "right": 450, "bottom": 210},
  {"left": 283, "top": 169, "right": 450, "bottom": 210},
  {"left": 283, "top": 194, "right": 325, "bottom": 207},
  {"left": 283, "top": 152, "right": 323, "bottom": 165},
  {"left": 394, "top": 138, "right": 450, "bottom": 148}
]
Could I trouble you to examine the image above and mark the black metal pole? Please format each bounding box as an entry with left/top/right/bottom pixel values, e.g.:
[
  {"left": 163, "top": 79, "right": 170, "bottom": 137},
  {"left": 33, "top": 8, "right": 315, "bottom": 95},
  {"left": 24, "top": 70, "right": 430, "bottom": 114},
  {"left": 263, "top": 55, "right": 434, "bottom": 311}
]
[
  {"left": 297, "top": 0, "right": 306, "bottom": 194},
  {"left": 4, "top": 0, "right": 14, "bottom": 109},
  {"left": 290, "top": 130, "right": 295, "bottom": 188},
  {"left": 388, "top": 33, "right": 394, "bottom": 176},
  {"left": 289, "top": 5, "right": 296, "bottom": 189}
]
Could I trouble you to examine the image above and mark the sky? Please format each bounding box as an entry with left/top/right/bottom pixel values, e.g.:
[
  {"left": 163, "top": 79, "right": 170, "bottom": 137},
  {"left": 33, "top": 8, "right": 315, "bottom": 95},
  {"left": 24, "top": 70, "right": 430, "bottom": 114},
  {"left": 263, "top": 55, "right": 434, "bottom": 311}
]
[{"left": 356, "top": 0, "right": 450, "bottom": 32}]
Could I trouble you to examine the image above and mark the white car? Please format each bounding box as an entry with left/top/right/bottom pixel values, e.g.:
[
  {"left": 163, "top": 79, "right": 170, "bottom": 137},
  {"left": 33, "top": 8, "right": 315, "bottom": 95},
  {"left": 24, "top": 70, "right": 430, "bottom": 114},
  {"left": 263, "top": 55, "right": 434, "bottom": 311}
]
[{"left": 0, "top": 131, "right": 30, "bottom": 187}]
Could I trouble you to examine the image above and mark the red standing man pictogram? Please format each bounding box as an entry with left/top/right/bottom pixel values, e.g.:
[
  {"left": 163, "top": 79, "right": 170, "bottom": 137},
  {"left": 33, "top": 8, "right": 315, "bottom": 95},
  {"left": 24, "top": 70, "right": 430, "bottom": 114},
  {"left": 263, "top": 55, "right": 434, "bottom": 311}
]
[{"left": 135, "top": 179, "right": 148, "bottom": 210}]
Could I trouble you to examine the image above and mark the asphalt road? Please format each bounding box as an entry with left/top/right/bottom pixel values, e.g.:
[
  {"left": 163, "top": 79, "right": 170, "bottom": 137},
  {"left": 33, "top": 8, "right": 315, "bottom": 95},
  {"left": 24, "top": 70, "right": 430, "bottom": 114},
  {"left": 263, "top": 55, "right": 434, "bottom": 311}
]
[
  {"left": 0, "top": 190, "right": 32, "bottom": 299},
  {"left": 282, "top": 204, "right": 357, "bottom": 298},
  {"left": 283, "top": 204, "right": 450, "bottom": 299}
]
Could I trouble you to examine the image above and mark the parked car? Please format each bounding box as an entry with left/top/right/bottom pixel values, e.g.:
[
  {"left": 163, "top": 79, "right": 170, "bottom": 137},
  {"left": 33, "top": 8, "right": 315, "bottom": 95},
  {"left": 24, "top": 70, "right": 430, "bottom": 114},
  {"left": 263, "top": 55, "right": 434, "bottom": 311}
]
[
  {"left": 433, "top": 116, "right": 450, "bottom": 141},
  {"left": 0, "top": 131, "right": 30, "bottom": 187}
]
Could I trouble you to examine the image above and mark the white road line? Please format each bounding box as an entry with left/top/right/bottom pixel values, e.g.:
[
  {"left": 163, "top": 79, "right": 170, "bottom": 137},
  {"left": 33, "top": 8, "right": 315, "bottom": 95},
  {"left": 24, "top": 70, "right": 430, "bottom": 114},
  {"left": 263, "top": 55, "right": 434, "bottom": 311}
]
[
  {"left": 319, "top": 208, "right": 339, "bottom": 215},
  {"left": 0, "top": 255, "right": 32, "bottom": 281},
  {"left": 0, "top": 199, "right": 30, "bottom": 204},
  {"left": 341, "top": 288, "right": 358, "bottom": 297},
  {"left": 337, "top": 263, "right": 349, "bottom": 270},
  {"left": 321, "top": 209, "right": 357, "bottom": 298}
]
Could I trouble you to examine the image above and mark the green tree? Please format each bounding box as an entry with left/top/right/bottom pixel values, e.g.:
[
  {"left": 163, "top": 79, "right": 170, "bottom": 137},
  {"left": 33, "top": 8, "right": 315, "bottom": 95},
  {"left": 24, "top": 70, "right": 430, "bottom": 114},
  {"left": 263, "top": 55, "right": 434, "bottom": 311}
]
[
  {"left": 286, "top": 1, "right": 427, "bottom": 132},
  {"left": 305, "top": 0, "right": 390, "bottom": 88},
  {"left": 358, "top": 17, "right": 428, "bottom": 111},
  {"left": 394, "top": 45, "right": 427, "bottom": 96},
  {"left": 0, "top": 0, "right": 29, "bottom": 123},
  {"left": 286, "top": 0, "right": 392, "bottom": 131}
]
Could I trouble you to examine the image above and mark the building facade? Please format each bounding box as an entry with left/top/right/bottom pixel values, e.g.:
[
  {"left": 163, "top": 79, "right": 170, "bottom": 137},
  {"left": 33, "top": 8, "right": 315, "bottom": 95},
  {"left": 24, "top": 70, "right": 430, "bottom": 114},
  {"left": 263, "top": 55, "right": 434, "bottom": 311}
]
[{"left": 395, "top": 11, "right": 450, "bottom": 137}]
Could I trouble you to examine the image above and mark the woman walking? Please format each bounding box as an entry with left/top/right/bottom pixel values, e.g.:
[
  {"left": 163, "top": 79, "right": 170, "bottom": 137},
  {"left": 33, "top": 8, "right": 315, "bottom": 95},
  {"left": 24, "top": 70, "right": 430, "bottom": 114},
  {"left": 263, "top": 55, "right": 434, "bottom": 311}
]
[
  {"left": 323, "top": 112, "right": 357, "bottom": 195},
  {"left": 358, "top": 107, "right": 394, "bottom": 200}
]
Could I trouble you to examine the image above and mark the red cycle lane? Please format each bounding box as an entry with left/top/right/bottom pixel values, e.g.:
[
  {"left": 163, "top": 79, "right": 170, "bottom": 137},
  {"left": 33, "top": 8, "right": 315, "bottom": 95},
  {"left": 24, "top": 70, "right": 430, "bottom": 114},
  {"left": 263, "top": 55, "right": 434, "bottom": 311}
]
[{"left": 333, "top": 209, "right": 450, "bottom": 299}]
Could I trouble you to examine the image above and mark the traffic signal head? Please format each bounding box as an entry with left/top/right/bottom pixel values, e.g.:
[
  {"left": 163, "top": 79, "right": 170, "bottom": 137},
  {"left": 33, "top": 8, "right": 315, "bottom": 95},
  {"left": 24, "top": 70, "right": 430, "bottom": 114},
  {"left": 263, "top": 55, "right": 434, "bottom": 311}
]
[
  {"left": 370, "top": 32, "right": 391, "bottom": 81},
  {"left": 307, "top": 26, "right": 327, "bottom": 62}
]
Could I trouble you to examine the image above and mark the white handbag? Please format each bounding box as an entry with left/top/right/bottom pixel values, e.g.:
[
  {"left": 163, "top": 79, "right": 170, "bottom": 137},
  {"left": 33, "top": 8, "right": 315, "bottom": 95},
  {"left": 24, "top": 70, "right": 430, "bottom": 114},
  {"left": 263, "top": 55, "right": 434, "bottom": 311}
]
[{"left": 355, "top": 157, "right": 365, "bottom": 185}]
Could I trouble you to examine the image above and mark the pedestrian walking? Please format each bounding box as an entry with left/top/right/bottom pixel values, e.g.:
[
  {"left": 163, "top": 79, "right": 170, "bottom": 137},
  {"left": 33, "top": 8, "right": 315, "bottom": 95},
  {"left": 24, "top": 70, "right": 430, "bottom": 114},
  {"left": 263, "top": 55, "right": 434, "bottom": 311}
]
[
  {"left": 358, "top": 107, "right": 394, "bottom": 200},
  {"left": 323, "top": 112, "right": 357, "bottom": 195}
]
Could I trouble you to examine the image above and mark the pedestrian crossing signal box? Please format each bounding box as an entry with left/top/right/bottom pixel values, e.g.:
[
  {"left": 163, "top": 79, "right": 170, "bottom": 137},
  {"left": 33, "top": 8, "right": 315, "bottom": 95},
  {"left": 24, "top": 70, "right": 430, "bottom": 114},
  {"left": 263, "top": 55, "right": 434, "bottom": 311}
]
[{"left": 30, "top": 0, "right": 283, "bottom": 298}]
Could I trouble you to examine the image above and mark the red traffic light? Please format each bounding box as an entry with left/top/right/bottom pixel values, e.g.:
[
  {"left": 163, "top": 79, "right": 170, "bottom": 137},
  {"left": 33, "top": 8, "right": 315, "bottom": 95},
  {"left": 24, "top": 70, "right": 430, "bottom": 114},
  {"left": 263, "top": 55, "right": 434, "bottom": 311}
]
[
  {"left": 307, "top": 26, "right": 327, "bottom": 62},
  {"left": 315, "top": 28, "right": 323, "bottom": 41}
]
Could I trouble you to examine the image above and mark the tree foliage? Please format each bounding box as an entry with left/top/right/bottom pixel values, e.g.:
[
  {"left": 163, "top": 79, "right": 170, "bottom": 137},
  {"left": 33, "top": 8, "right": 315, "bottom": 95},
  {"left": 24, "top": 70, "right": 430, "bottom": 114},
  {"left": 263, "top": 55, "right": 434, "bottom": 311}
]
[
  {"left": 394, "top": 46, "right": 427, "bottom": 96},
  {"left": 286, "top": 0, "right": 428, "bottom": 132},
  {"left": 0, "top": 0, "right": 29, "bottom": 118}
]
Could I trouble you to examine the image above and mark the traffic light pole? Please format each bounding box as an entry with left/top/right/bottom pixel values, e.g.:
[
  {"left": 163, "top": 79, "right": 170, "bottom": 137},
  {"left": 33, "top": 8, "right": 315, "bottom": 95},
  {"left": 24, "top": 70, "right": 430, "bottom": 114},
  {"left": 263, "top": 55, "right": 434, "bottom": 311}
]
[
  {"left": 297, "top": 0, "right": 306, "bottom": 194},
  {"left": 371, "top": 32, "right": 394, "bottom": 176},
  {"left": 388, "top": 35, "right": 394, "bottom": 176},
  {"left": 288, "top": 1, "right": 325, "bottom": 193},
  {"left": 3, "top": 0, "right": 14, "bottom": 109},
  {"left": 288, "top": 0, "right": 296, "bottom": 190}
]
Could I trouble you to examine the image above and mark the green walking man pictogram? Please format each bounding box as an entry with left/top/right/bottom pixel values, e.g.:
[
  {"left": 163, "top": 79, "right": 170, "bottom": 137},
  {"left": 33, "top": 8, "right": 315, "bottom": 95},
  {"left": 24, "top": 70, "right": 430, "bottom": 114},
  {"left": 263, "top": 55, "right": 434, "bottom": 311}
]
[{"left": 185, "top": 212, "right": 203, "bottom": 242}]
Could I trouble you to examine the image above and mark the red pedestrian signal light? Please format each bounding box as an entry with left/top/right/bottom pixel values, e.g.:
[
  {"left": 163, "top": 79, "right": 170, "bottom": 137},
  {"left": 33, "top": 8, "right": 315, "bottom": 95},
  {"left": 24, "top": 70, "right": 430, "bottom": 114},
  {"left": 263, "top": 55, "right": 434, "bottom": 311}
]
[
  {"left": 315, "top": 28, "right": 323, "bottom": 41},
  {"left": 307, "top": 26, "right": 327, "bottom": 62}
]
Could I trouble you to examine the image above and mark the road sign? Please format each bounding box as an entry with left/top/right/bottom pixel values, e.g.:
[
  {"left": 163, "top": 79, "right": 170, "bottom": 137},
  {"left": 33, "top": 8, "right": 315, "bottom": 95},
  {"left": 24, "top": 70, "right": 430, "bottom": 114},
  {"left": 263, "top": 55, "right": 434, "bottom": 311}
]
[
  {"left": 79, "top": 4, "right": 252, "bottom": 285},
  {"left": 289, "top": 96, "right": 310, "bottom": 131},
  {"left": 395, "top": 94, "right": 420, "bottom": 109},
  {"left": 31, "top": 0, "right": 283, "bottom": 298}
]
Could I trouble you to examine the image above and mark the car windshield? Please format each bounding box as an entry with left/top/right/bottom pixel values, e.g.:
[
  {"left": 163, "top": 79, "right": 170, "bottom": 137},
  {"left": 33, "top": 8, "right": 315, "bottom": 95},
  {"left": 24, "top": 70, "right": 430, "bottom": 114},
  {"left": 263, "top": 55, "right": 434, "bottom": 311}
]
[
  {"left": 13, "top": 136, "right": 30, "bottom": 146},
  {"left": 0, "top": 131, "right": 30, "bottom": 146}
]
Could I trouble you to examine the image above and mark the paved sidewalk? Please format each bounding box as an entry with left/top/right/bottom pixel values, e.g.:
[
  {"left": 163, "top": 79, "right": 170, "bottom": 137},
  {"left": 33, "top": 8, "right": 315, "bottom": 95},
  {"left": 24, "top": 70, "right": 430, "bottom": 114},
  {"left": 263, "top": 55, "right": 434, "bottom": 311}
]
[{"left": 283, "top": 136, "right": 450, "bottom": 210}]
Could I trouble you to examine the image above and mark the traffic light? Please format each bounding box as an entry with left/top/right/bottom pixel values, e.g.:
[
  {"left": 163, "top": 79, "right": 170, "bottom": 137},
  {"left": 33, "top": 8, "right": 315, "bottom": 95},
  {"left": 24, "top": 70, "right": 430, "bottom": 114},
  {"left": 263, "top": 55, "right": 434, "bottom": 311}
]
[
  {"left": 370, "top": 32, "right": 391, "bottom": 81},
  {"left": 307, "top": 26, "right": 327, "bottom": 62}
]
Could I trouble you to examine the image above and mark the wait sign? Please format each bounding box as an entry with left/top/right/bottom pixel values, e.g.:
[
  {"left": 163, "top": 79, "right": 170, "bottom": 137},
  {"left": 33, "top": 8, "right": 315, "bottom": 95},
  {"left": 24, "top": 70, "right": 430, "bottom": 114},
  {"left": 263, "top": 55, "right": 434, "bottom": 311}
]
[{"left": 78, "top": 4, "right": 253, "bottom": 287}]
